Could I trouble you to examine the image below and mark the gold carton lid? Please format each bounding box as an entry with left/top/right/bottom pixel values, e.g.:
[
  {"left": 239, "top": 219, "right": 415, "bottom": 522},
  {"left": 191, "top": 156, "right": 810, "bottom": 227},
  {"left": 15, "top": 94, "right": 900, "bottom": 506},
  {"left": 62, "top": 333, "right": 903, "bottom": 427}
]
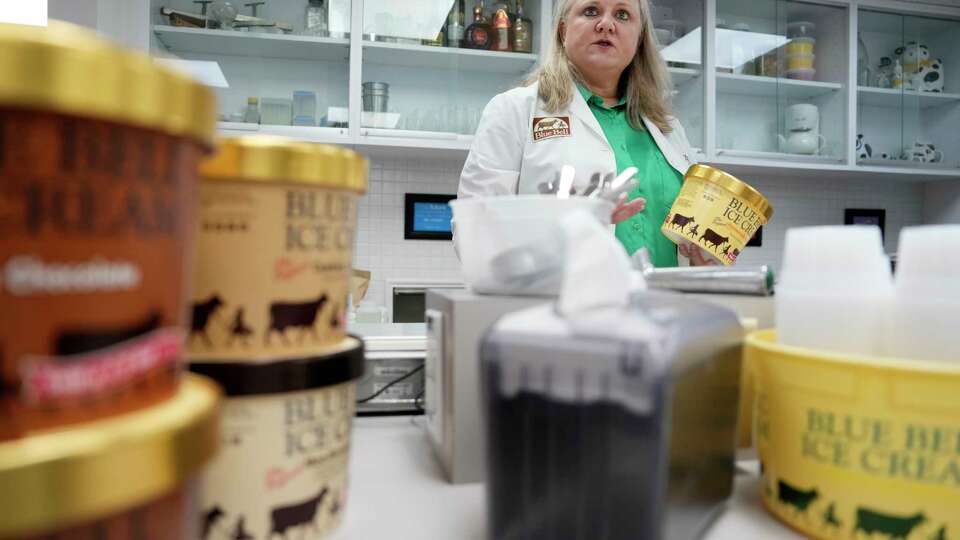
[
  {"left": 0, "top": 21, "right": 216, "bottom": 145},
  {"left": 0, "top": 375, "right": 221, "bottom": 537},
  {"left": 200, "top": 135, "right": 369, "bottom": 193},
  {"left": 686, "top": 164, "right": 774, "bottom": 221}
]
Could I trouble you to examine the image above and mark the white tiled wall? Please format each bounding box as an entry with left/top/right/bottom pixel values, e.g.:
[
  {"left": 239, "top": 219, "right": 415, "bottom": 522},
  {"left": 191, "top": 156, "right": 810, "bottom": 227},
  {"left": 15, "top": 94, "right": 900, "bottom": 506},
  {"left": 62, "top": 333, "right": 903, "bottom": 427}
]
[
  {"left": 354, "top": 156, "right": 465, "bottom": 309},
  {"left": 354, "top": 156, "right": 926, "bottom": 310},
  {"left": 733, "top": 175, "right": 925, "bottom": 270}
]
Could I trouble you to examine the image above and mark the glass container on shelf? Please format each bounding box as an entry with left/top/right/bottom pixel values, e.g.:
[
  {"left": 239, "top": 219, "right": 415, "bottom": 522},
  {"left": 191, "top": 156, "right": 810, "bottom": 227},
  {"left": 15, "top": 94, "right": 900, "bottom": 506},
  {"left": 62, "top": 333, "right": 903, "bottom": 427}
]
[
  {"left": 466, "top": 1, "right": 493, "bottom": 49},
  {"left": 243, "top": 97, "right": 260, "bottom": 124},
  {"left": 714, "top": 0, "right": 848, "bottom": 162},
  {"left": 447, "top": 0, "right": 466, "bottom": 47},
  {"left": 491, "top": 7, "right": 513, "bottom": 51},
  {"left": 152, "top": 0, "right": 351, "bottom": 128},
  {"left": 651, "top": 0, "right": 705, "bottom": 152},
  {"left": 513, "top": 0, "right": 533, "bottom": 53},
  {"left": 360, "top": 0, "right": 541, "bottom": 137},
  {"left": 305, "top": 0, "right": 329, "bottom": 36},
  {"left": 857, "top": 9, "right": 959, "bottom": 169}
]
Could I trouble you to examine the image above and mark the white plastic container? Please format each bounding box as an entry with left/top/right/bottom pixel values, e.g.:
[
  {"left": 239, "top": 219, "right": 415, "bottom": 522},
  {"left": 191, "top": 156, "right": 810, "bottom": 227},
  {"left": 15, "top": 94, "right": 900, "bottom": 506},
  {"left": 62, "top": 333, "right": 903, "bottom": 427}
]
[
  {"left": 887, "top": 225, "right": 960, "bottom": 363},
  {"left": 786, "top": 20, "right": 816, "bottom": 38},
  {"left": 261, "top": 97, "right": 293, "bottom": 125},
  {"left": 292, "top": 90, "right": 317, "bottom": 126},
  {"left": 776, "top": 225, "right": 893, "bottom": 356},
  {"left": 783, "top": 53, "right": 815, "bottom": 71},
  {"left": 450, "top": 195, "right": 614, "bottom": 296},
  {"left": 785, "top": 67, "right": 816, "bottom": 80}
]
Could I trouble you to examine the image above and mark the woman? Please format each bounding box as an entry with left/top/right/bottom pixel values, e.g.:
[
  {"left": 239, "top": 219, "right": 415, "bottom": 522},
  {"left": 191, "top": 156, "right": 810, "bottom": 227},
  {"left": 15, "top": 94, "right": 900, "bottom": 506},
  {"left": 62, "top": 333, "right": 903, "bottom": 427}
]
[{"left": 458, "top": 0, "right": 712, "bottom": 266}]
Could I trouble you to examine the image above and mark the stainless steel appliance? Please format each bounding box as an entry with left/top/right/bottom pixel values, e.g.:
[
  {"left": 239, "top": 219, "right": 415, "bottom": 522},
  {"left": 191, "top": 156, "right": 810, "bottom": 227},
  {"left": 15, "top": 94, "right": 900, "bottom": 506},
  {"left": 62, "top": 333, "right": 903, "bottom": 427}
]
[
  {"left": 481, "top": 292, "right": 743, "bottom": 540},
  {"left": 352, "top": 323, "right": 426, "bottom": 415},
  {"left": 424, "top": 289, "right": 546, "bottom": 484}
]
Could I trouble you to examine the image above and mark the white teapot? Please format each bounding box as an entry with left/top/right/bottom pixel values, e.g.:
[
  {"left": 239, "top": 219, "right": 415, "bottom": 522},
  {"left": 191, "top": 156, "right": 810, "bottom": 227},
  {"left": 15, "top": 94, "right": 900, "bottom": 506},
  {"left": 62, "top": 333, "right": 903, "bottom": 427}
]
[
  {"left": 778, "top": 104, "right": 825, "bottom": 155},
  {"left": 779, "top": 131, "right": 826, "bottom": 155}
]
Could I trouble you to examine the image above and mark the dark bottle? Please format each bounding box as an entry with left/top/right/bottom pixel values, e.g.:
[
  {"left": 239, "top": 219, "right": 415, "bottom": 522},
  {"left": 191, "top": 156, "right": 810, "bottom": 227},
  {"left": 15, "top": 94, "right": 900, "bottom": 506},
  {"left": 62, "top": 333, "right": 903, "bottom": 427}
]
[
  {"left": 491, "top": 7, "right": 512, "bottom": 51},
  {"left": 513, "top": 0, "right": 532, "bottom": 53},
  {"left": 446, "top": 0, "right": 465, "bottom": 48},
  {"left": 465, "top": 1, "right": 492, "bottom": 50}
]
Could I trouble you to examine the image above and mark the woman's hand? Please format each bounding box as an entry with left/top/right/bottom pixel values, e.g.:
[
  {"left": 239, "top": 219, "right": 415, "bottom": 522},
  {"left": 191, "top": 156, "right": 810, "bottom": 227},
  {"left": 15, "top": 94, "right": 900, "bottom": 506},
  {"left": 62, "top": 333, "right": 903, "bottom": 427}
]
[
  {"left": 611, "top": 193, "right": 646, "bottom": 224},
  {"left": 678, "top": 243, "right": 718, "bottom": 266}
]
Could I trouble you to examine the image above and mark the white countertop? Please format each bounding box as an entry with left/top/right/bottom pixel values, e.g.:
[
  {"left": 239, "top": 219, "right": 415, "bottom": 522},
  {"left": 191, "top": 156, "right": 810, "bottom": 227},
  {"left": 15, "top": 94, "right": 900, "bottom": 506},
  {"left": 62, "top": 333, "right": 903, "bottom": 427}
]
[{"left": 329, "top": 416, "right": 803, "bottom": 540}]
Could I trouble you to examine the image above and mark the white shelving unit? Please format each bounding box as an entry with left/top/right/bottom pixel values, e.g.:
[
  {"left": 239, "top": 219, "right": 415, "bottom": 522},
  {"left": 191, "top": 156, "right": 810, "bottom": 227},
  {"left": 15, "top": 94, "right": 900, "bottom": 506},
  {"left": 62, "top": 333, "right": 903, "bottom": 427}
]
[
  {"left": 218, "top": 122, "right": 351, "bottom": 143},
  {"left": 715, "top": 149, "right": 845, "bottom": 163},
  {"left": 669, "top": 66, "right": 702, "bottom": 86},
  {"left": 153, "top": 25, "right": 349, "bottom": 61},
  {"left": 857, "top": 86, "right": 960, "bottom": 109},
  {"left": 144, "top": 0, "right": 960, "bottom": 182},
  {"left": 361, "top": 41, "right": 538, "bottom": 73},
  {"left": 718, "top": 73, "right": 844, "bottom": 100}
]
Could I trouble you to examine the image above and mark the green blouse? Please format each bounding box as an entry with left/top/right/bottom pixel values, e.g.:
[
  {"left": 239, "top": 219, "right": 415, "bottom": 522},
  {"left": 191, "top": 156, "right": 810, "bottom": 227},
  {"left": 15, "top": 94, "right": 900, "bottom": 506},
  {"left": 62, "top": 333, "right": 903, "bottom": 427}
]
[{"left": 577, "top": 85, "right": 683, "bottom": 268}]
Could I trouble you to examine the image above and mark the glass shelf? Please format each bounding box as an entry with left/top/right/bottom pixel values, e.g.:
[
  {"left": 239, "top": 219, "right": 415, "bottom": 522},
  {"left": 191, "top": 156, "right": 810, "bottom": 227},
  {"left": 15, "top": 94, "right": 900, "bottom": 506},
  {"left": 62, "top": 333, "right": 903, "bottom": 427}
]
[
  {"left": 715, "top": 0, "right": 849, "bottom": 160},
  {"left": 857, "top": 8, "right": 960, "bottom": 169}
]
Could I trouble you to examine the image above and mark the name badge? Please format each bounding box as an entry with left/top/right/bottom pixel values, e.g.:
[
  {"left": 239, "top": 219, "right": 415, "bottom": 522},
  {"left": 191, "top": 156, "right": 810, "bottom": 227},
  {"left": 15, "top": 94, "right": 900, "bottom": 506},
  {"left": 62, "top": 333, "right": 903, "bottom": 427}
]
[{"left": 532, "top": 116, "right": 571, "bottom": 142}]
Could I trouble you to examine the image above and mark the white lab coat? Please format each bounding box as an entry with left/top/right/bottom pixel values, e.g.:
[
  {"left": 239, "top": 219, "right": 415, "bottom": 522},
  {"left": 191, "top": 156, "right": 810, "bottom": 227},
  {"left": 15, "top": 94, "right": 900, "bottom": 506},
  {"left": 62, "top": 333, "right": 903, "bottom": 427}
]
[{"left": 458, "top": 82, "right": 697, "bottom": 199}]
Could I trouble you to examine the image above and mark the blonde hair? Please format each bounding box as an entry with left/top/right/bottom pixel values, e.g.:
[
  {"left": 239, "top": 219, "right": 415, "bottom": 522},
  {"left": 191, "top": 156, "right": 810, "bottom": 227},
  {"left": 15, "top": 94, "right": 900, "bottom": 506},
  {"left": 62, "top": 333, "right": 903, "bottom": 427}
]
[{"left": 525, "top": 0, "right": 674, "bottom": 133}]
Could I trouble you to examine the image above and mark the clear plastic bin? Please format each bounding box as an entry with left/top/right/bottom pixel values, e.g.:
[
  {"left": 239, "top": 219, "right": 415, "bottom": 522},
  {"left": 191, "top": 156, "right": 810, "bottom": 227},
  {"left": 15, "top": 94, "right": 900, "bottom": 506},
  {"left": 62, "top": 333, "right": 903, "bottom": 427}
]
[
  {"left": 480, "top": 291, "right": 744, "bottom": 540},
  {"left": 450, "top": 195, "right": 613, "bottom": 296}
]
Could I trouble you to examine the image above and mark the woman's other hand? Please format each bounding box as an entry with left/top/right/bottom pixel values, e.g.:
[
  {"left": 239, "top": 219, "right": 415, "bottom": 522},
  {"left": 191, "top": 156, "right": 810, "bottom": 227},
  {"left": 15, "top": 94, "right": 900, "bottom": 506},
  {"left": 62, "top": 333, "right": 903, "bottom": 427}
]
[
  {"left": 611, "top": 193, "right": 646, "bottom": 224},
  {"left": 678, "top": 243, "right": 718, "bottom": 266}
]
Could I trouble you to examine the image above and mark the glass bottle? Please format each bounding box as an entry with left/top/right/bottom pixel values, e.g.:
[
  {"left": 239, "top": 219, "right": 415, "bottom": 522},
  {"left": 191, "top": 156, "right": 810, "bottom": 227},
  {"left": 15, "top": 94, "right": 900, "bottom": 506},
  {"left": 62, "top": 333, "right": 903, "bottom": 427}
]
[
  {"left": 446, "top": 0, "right": 465, "bottom": 48},
  {"left": 857, "top": 33, "right": 871, "bottom": 87},
  {"left": 305, "top": 0, "right": 328, "bottom": 36},
  {"left": 465, "top": 1, "right": 492, "bottom": 50},
  {"left": 491, "top": 7, "right": 512, "bottom": 51},
  {"left": 423, "top": 27, "right": 446, "bottom": 47},
  {"left": 243, "top": 97, "right": 260, "bottom": 124},
  {"left": 512, "top": 0, "right": 532, "bottom": 53}
]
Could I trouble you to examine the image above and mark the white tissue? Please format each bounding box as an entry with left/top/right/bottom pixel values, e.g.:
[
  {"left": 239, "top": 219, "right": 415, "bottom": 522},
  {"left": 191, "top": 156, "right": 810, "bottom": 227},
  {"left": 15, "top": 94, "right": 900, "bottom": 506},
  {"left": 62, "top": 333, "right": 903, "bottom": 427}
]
[{"left": 557, "top": 209, "right": 637, "bottom": 317}]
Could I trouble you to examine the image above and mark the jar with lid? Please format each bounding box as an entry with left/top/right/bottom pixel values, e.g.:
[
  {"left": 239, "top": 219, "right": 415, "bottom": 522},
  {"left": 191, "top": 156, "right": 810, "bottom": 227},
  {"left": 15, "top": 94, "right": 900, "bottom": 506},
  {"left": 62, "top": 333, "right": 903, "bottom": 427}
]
[
  {"left": 446, "top": 0, "right": 465, "bottom": 47},
  {"left": 513, "top": 0, "right": 532, "bottom": 53},
  {"left": 491, "top": 7, "right": 512, "bottom": 51},
  {"left": 465, "top": 0, "right": 493, "bottom": 50}
]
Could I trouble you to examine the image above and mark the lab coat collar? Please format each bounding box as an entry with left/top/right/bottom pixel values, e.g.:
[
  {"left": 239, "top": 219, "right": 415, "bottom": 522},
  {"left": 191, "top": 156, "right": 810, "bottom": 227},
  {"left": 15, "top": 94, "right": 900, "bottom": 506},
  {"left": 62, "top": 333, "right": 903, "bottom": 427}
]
[
  {"left": 567, "top": 83, "right": 609, "bottom": 145},
  {"left": 642, "top": 115, "right": 689, "bottom": 174}
]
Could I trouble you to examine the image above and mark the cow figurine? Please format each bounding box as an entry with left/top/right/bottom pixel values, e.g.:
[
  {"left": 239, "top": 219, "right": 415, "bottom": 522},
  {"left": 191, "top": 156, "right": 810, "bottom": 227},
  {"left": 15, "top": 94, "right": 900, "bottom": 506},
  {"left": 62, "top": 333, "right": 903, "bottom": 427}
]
[
  {"left": 902, "top": 141, "right": 942, "bottom": 163},
  {"left": 915, "top": 58, "right": 944, "bottom": 92},
  {"left": 856, "top": 134, "right": 872, "bottom": 160},
  {"left": 895, "top": 41, "right": 931, "bottom": 90}
]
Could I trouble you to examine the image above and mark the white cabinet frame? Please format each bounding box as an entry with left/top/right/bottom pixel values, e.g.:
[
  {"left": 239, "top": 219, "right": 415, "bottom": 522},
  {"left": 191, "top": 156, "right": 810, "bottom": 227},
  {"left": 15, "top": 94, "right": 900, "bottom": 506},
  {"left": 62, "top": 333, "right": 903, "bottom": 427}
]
[{"left": 138, "top": 0, "right": 960, "bottom": 181}]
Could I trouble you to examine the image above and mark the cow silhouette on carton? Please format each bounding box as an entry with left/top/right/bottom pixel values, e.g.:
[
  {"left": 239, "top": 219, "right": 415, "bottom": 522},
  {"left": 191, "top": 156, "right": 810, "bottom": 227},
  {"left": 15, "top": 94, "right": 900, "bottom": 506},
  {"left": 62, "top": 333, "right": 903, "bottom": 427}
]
[
  {"left": 699, "top": 228, "right": 729, "bottom": 252},
  {"left": 777, "top": 480, "right": 819, "bottom": 517},
  {"left": 854, "top": 508, "right": 926, "bottom": 540},
  {"left": 200, "top": 505, "right": 225, "bottom": 540},
  {"left": 268, "top": 488, "right": 328, "bottom": 538},
  {"left": 668, "top": 213, "right": 696, "bottom": 233},
  {"left": 265, "top": 294, "right": 328, "bottom": 346},
  {"left": 191, "top": 295, "right": 225, "bottom": 347}
]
